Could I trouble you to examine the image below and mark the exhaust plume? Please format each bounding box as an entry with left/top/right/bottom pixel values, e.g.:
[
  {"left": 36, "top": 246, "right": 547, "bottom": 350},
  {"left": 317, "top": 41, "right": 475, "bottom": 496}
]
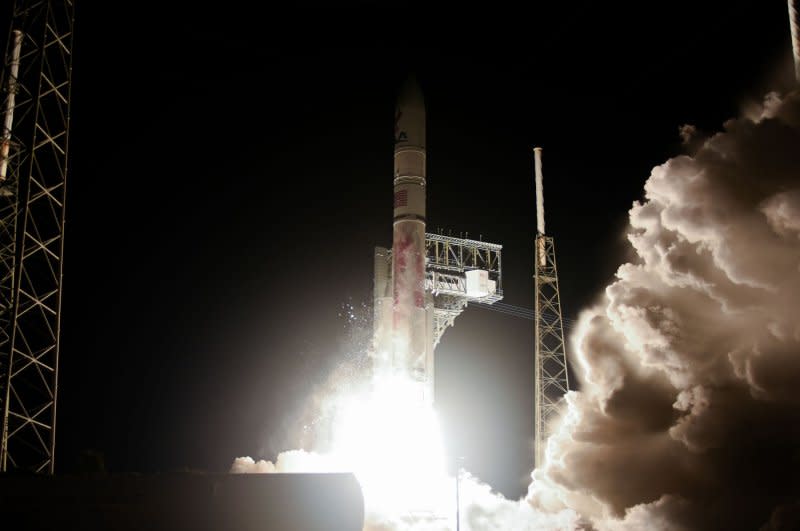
[
  {"left": 535, "top": 90, "right": 800, "bottom": 530},
  {"left": 232, "top": 306, "right": 585, "bottom": 530},
  {"left": 232, "top": 91, "right": 800, "bottom": 529}
]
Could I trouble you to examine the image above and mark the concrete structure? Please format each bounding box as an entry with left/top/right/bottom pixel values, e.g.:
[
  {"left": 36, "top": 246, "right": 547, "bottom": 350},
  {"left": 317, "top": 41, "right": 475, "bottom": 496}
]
[{"left": 0, "top": 472, "right": 364, "bottom": 531}]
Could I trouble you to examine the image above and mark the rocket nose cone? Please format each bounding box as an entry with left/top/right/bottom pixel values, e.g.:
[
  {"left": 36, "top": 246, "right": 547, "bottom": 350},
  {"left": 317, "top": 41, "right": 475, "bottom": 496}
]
[
  {"left": 397, "top": 74, "right": 425, "bottom": 110},
  {"left": 395, "top": 75, "right": 426, "bottom": 149}
]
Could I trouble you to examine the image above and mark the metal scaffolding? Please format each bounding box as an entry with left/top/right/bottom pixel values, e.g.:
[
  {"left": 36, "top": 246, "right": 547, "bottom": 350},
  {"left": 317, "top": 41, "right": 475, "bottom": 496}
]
[
  {"left": 374, "top": 233, "right": 503, "bottom": 352},
  {"left": 532, "top": 150, "right": 570, "bottom": 469},
  {"left": 424, "top": 233, "right": 503, "bottom": 347},
  {"left": 0, "top": 0, "right": 74, "bottom": 473}
]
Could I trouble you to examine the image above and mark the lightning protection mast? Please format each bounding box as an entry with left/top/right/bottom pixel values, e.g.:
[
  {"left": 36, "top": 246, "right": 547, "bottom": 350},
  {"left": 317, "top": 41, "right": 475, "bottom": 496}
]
[
  {"left": 532, "top": 147, "right": 569, "bottom": 470},
  {"left": 0, "top": 0, "right": 75, "bottom": 473}
]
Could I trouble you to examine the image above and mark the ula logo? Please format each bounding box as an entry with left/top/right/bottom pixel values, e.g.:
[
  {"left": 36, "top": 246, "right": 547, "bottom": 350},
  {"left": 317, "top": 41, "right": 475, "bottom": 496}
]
[{"left": 394, "top": 110, "right": 407, "bottom": 143}]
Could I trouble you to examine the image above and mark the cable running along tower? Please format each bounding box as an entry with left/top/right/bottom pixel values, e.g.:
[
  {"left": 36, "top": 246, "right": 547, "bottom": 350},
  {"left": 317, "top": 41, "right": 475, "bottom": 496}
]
[
  {"left": 532, "top": 147, "right": 569, "bottom": 470},
  {"left": 0, "top": 0, "right": 74, "bottom": 473}
]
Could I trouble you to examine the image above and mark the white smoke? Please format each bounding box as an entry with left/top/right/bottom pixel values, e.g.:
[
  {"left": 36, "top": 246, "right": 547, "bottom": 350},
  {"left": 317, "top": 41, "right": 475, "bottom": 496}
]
[
  {"left": 231, "top": 451, "right": 340, "bottom": 474},
  {"left": 230, "top": 289, "right": 584, "bottom": 530},
  {"left": 233, "top": 450, "right": 585, "bottom": 531},
  {"left": 232, "top": 88, "right": 800, "bottom": 530},
  {"left": 536, "top": 90, "right": 800, "bottom": 531}
]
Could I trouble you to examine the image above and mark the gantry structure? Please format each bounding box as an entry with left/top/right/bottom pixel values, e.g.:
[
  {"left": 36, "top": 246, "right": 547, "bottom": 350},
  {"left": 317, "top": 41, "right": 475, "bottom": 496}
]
[
  {"left": 374, "top": 233, "right": 503, "bottom": 350},
  {"left": 532, "top": 147, "right": 569, "bottom": 470},
  {"left": 423, "top": 233, "right": 503, "bottom": 347},
  {"left": 0, "top": 0, "right": 75, "bottom": 473}
]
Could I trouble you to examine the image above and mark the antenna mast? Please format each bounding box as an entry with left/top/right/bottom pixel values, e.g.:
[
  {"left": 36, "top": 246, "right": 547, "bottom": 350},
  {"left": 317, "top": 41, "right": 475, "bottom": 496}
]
[{"left": 532, "top": 147, "right": 570, "bottom": 470}]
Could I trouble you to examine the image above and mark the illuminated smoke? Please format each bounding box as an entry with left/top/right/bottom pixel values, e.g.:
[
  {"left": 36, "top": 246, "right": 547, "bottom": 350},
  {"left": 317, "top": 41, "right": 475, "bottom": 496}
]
[
  {"left": 231, "top": 89, "right": 800, "bottom": 530},
  {"left": 232, "top": 370, "right": 585, "bottom": 530},
  {"left": 232, "top": 302, "right": 584, "bottom": 529},
  {"left": 233, "top": 450, "right": 584, "bottom": 531},
  {"left": 536, "top": 91, "right": 800, "bottom": 531}
]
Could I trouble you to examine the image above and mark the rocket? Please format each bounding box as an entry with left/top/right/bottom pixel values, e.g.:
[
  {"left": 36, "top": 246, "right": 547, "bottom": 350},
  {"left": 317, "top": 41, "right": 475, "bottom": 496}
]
[
  {"left": 392, "top": 76, "right": 430, "bottom": 388},
  {"left": 369, "top": 76, "right": 434, "bottom": 401}
]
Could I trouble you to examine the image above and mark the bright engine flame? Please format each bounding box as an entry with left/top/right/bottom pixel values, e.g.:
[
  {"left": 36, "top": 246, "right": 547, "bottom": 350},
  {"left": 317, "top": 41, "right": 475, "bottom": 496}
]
[
  {"left": 230, "top": 362, "right": 585, "bottom": 530},
  {"left": 330, "top": 371, "right": 453, "bottom": 522}
]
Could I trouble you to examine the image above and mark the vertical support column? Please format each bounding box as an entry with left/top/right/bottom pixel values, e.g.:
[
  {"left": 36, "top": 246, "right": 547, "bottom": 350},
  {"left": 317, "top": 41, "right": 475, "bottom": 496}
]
[
  {"left": 532, "top": 146, "right": 569, "bottom": 470},
  {"left": 533, "top": 236, "right": 569, "bottom": 470},
  {"left": 533, "top": 147, "right": 545, "bottom": 236},
  {"left": 0, "top": 0, "right": 75, "bottom": 474}
]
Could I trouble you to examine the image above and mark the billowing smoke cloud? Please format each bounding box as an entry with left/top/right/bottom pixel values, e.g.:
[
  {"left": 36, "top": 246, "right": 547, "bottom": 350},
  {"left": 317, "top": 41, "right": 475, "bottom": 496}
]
[
  {"left": 231, "top": 306, "right": 586, "bottom": 530},
  {"left": 536, "top": 90, "right": 800, "bottom": 531},
  {"left": 234, "top": 452, "right": 585, "bottom": 531},
  {"left": 231, "top": 90, "right": 800, "bottom": 531}
]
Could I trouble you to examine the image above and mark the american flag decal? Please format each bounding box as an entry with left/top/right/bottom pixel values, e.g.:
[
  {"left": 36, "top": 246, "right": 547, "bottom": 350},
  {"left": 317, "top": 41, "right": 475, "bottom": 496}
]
[{"left": 394, "top": 189, "right": 408, "bottom": 208}]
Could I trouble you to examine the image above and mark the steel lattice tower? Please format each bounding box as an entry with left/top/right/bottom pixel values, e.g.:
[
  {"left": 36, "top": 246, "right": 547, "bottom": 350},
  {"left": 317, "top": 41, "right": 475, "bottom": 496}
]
[
  {"left": 0, "top": 0, "right": 74, "bottom": 473},
  {"left": 532, "top": 147, "right": 569, "bottom": 470}
]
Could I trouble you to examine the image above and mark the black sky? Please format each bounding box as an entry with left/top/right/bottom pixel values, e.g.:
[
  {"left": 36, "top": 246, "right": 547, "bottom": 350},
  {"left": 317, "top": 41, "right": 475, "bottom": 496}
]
[{"left": 1, "top": 1, "right": 792, "bottom": 499}]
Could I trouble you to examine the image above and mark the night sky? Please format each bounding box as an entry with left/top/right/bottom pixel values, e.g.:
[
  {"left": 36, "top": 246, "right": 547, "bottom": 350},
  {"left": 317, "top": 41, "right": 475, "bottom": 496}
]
[{"left": 2, "top": 1, "right": 791, "bottom": 499}]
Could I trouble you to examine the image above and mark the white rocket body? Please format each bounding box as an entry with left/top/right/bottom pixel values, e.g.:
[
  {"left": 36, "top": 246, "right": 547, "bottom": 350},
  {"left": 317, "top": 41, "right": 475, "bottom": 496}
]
[{"left": 371, "top": 78, "right": 434, "bottom": 403}]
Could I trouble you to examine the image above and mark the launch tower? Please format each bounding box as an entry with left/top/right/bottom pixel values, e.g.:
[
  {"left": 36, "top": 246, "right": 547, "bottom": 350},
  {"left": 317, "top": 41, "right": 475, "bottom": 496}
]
[
  {"left": 0, "top": 0, "right": 74, "bottom": 473},
  {"left": 532, "top": 147, "right": 569, "bottom": 470}
]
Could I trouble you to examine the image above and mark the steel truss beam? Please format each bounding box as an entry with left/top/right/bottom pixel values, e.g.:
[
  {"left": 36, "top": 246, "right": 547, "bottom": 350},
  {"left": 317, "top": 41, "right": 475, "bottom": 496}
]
[
  {"left": 0, "top": 0, "right": 74, "bottom": 474},
  {"left": 425, "top": 233, "right": 503, "bottom": 345},
  {"left": 375, "top": 233, "right": 504, "bottom": 349},
  {"left": 534, "top": 234, "right": 569, "bottom": 470}
]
